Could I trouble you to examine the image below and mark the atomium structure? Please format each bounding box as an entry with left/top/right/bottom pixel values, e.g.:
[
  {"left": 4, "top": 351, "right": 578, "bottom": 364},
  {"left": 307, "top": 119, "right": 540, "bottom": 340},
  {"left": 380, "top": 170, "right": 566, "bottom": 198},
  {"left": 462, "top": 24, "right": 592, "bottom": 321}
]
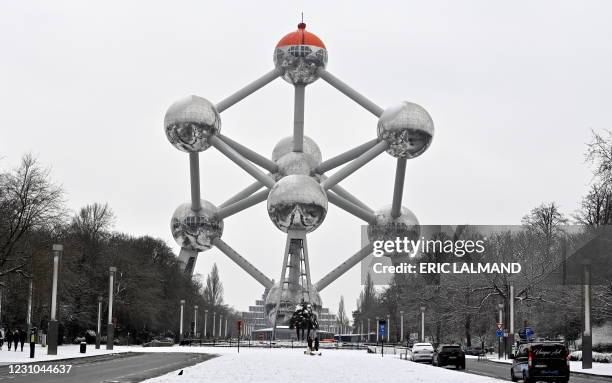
[{"left": 164, "top": 22, "right": 434, "bottom": 338}]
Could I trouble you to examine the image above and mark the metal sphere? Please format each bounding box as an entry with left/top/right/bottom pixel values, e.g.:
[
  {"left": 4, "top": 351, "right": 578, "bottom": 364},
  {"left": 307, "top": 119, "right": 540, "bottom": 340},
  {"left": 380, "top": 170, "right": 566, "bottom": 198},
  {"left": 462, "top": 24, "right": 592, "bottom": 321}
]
[
  {"left": 267, "top": 175, "right": 327, "bottom": 233},
  {"left": 377, "top": 101, "right": 434, "bottom": 159},
  {"left": 164, "top": 95, "right": 221, "bottom": 153},
  {"left": 274, "top": 23, "right": 328, "bottom": 85},
  {"left": 367, "top": 205, "right": 420, "bottom": 257},
  {"left": 271, "top": 136, "right": 322, "bottom": 163},
  {"left": 272, "top": 136, "right": 322, "bottom": 177},
  {"left": 264, "top": 282, "right": 322, "bottom": 326},
  {"left": 170, "top": 200, "right": 223, "bottom": 251}
]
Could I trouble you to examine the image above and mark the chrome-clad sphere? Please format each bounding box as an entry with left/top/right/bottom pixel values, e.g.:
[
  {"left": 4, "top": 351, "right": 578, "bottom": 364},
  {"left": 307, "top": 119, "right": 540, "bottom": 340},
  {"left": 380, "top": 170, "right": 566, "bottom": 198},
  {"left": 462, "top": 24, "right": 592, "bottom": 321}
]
[
  {"left": 367, "top": 205, "right": 420, "bottom": 257},
  {"left": 164, "top": 95, "right": 221, "bottom": 152},
  {"left": 272, "top": 136, "right": 322, "bottom": 177},
  {"left": 274, "top": 23, "right": 328, "bottom": 85},
  {"left": 271, "top": 136, "right": 322, "bottom": 163},
  {"left": 170, "top": 200, "right": 223, "bottom": 251},
  {"left": 264, "top": 282, "right": 322, "bottom": 326},
  {"left": 267, "top": 175, "right": 327, "bottom": 233},
  {"left": 377, "top": 101, "right": 434, "bottom": 159}
]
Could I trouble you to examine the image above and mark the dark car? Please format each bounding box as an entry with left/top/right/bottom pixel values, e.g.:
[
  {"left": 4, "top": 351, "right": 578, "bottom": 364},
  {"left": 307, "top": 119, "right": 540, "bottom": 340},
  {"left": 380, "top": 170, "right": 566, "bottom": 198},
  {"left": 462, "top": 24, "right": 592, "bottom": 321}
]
[
  {"left": 433, "top": 344, "right": 465, "bottom": 369},
  {"left": 511, "top": 342, "right": 570, "bottom": 383},
  {"left": 465, "top": 346, "right": 485, "bottom": 356}
]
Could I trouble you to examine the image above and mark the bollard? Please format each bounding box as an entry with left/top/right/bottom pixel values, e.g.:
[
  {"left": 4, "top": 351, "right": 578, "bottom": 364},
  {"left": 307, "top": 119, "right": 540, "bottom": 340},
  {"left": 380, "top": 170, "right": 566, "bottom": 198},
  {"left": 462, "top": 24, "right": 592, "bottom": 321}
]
[
  {"left": 80, "top": 342, "right": 86, "bottom": 354},
  {"left": 29, "top": 328, "right": 36, "bottom": 358}
]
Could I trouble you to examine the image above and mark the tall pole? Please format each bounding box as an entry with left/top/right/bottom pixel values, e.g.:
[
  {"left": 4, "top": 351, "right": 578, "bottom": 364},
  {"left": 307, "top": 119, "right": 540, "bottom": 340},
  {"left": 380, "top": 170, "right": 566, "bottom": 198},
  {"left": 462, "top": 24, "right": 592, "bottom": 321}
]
[
  {"left": 376, "top": 317, "right": 379, "bottom": 343},
  {"left": 96, "top": 296, "right": 102, "bottom": 349},
  {"left": 509, "top": 284, "right": 515, "bottom": 358},
  {"left": 194, "top": 305, "right": 199, "bottom": 338},
  {"left": 26, "top": 278, "right": 33, "bottom": 332},
  {"left": 387, "top": 314, "right": 390, "bottom": 342},
  {"left": 583, "top": 262, "right": 593, "bottom": 369},
  {"left": 179, "top": 300, "right": 185, "bottom": 343},
  {"left": 420, "top": 306, "right": 425, "bottom": 342},
  {"left": 225, "top": 317, "right": 228, "bottom": 337},
  {"left": 219, "top": 314, "right": 223, "bottom": 337},
  {"left": 367, "top": 318, "right": 371, "bottom": 343},
  {"left": 400, "top": 311, "right": 404, "bottom": 343},
  {"left": 48, "top": 244, "right": 62, "bottom": 355},
  {"left": 498, "top": 303, "right": 504, "bottom": 359},
  {"left": 107, "top": 267, "right": 116, "bottom": 350},
  {"left": 204, "top": 309, "right": 208, "bottom": 339}
]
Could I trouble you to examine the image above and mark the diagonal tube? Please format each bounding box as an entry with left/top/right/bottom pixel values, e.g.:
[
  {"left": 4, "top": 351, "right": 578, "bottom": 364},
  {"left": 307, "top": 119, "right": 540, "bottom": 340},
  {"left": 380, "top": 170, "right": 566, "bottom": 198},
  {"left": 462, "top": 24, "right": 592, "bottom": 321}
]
[
  {"left": 315, "top": 243, "right": 374, "bottom": 291},
  {"left": 316, "top": 138, "right": 379, "bottom": 174},
  {"left": 391, "top": 158, "right": 407, "bottom": 218},
  {"left": 317, "top": 68, "right": 384, "bottom": 117},
  {"left": 209, "top": 135, "right": 276, "bottom": 189},
  {"left": 320, "top": 140, "right": 388, "bottom": 190},
  {"left": 189, "top": 153, "right": 201, "bottom": 211},
  {"left": 326, "top": 191, "right": 377, "bottom": 224},
  {"left": 219, "top": 181, "right": 263, "bottom": 209},
  {"left": 216, "top": 189, "right": 270, "bottom": 219},
  {"left": 216, "top": 68, "right": 283, "bottom": 113},
  {"left": 212, "top": 238, "right": 274, "bottom": 289},
  {"left": 218, "top": 134, "right": 279, "bottom": 173},
  {"left": 331, "top": 184, "right": 374, "bottom": 213},
  {"left": 293, "top": 85, "right": 305, "bottom": 152}
]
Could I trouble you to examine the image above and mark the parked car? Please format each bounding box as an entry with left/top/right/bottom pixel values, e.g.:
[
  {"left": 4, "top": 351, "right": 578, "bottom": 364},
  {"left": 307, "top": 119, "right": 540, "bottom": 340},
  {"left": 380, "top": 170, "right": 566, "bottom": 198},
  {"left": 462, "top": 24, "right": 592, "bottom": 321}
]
[
  {"left": 511, "top": 342, "right": 570, "bottom": 383},
  {"left": 433, "top": 344, "right": 466, "bottom": 369},
  {"left": 465, "top": 346, "right": 484, "bottom": 356},
  {"left": 410, "top": 342, "right": 435, "bottom": 363}
]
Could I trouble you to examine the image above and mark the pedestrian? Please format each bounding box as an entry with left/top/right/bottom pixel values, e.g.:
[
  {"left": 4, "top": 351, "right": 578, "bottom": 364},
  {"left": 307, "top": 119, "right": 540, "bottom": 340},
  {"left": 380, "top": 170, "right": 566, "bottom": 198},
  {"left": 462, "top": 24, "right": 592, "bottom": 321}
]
[
  {"left": 6, "top": 329, "right": 12, "bottom": 351},
  {"left": 314, "top": 336, "right": 319, "bottom": 352},
  {"left": 0, "top": 327, "right": 4, "bottom": 350},
  {"left": 307, "top": 336, "right": 313, "bottom": 351},
  {"left": 19, "top": 329, "right": 26, "bottom": 351},
  {"left": 13, "top": 330, "right": 18, "bottom": 352}
]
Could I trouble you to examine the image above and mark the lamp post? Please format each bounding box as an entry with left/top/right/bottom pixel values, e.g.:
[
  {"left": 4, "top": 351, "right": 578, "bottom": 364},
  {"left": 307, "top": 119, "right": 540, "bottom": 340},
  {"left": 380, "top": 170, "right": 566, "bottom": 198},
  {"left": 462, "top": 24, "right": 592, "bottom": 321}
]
[
  {"left": 96, "top": 296, "right": 102, "bottom": 349},
  {"left": 367, "top": 318, "right": 371, "bottom": 343},
  {"left": 508, "top": 284, "right": 515, "bottom": 358},
  {"left": 204, "top": 309, "right": 208, "bottom": 339},
  {"left": 376, "top": 316, "right": 380, "bottom": 343},
  {"left": 219, "top": 314, "right": 223, "bottom": 338},
  {"left": 194, "top": 305, "right": 199, "bottom": 338},
  {"left": 400, "top": 310, "right": 404, "bottom": 343},
  {"left": 420, "top": 306, "right": 425, "bottom": 342},
  {"left": 498, "top": 303, "right": 504, "bottom": 359},
  {"left": 107, "top": 267, "right": 117, "bottom": 350},
  {"left": 225, "top": 317, "right": 228, "bottom": 337},
  {"left": 48, "top": 244, "right": 62, "bottom": 355},
  {"left": 179, "top": 299, "right": 185, "bottom": 343},
  {"left": 583, "top": 261, "right": 593, "bottom": 369}
]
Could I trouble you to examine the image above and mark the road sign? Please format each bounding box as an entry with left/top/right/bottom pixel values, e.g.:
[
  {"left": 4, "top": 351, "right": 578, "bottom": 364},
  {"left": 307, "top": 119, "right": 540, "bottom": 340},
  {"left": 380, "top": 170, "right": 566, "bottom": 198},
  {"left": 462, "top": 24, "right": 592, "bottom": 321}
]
[
  {"left": 496, "top": 323, "right": 503, "bottom": 331},
  {"left": 525, "top": 327, "right": 534, "bottom": 337},
  {"left": 379, "top": 320, "right": 387, "bottom": 336},
  {"left": 496, "top": 329, "right": 504, "bottom": 337}
]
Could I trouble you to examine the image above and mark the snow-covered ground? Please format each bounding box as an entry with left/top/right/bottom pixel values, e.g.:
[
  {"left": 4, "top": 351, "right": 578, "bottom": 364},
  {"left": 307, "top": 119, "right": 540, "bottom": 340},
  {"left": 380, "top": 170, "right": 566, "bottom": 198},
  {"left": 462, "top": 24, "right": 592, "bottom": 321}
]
[
  {"left": 469, "top": 355, "right": 612, "bottom": 377},
  {"left": 141, "top": 347, "right": 505, "bottom": 383},
  {"left": 0, "top": 344, "right": 129, "bottom": 365}
]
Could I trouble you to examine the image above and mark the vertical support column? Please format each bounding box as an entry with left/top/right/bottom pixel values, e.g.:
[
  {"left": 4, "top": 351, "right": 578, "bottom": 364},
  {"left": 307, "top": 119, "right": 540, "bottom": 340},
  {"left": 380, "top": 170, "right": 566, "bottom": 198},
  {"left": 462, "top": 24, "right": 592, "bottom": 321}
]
[
  {"left": 212, "top": 312, "right": 216, "bottom": 339},
  {"left": 367, "top": 318, "right": 371, "bottom": 343},
  {"left": 376, "top": 317, "right": 380, "bottom": 343},
  {"left": 189, "top": 153, "right": 201, "bottom": 211},
  {"left": 194, "top": 305, "right": 199, "bottom": 338},
  {"left": 96, "top": 296, "right": 102, "bottom": 349},
  {"left": 219, "top": 314, "right": 223, "bottom": 338},
  {"left": 48, "top": 244, "right": 62, "bottom": 355},
  {"left": 508, "top": 284, "right": 515, "bottom": 358},
  {"left": 420, "top": 306, "right": 425, "bottom": 342},
  {"left": 293, "top": 85, "right": 305, "bottom": 152},
  {"left": 400, "top": 311, "right": 404, "bottom": 343},
  {"left": 225, "top": 317, "right": 228, "bottom": 337},
  {"left": 387, "top": 314, "right": 391, "bottom": 342},
  {"left": 107, "top": 267, "right": 116, "bottom": 350},
  {"left": 272, "top": 234, "right": 293, "bottom": 341},
  {"left": 583, "top": 262, "right": 592, "bottom": 369},
  {"left": 179, "top": 300, "right": 185, "bottom": 343},
  {"left": 498, "top": 303, "right": 504, "bottom": 359},
  {"left": 204, "top": 309, "right": 208, "bottom": 339},
  {"left": 391, "top": 158, "right": 407, "bottom": 218},
  {"left": 26, "top": 279, "right": 33, "bottom": 333}
]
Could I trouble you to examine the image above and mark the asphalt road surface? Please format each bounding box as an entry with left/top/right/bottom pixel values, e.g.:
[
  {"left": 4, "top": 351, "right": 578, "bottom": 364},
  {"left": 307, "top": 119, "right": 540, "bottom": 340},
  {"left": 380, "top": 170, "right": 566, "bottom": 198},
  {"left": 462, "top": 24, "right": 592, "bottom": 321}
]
[
  {"left": 463, "top": 358, "right": 612, "bottom": 383},
  {"left": 0, "top": 352, "right": 215, "bottom": 383}
]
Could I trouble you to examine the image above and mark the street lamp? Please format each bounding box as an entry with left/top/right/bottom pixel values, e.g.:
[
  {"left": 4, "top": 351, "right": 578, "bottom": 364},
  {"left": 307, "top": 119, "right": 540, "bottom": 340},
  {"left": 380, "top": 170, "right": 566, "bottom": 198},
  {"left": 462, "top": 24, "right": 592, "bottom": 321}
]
[
  {"left": 386, "top": 314, "right": 390, "bottom": 342},
  {"left": 179, "top": 299, "right": 185, "bottom": 342},
  {"left": 219, "top": 314, "right": 223, "bottom": 338},
  {"left": 107, "top": 266, "right": 117, "bottom": 350},
  {"left": 498, "top": 303, "right": 504, "bottom": 359},
  {"left": 400, "top": 310, "right": 404, "bottom": 343},
  {"left": 194, "top": 305, "right": 199, "bottom": 338},
  {"left": 367, "top": 318, "right": 371, "bottom": 343},
  {"left": 48, "top": 244, "right": 62, "bottom": 355},
  {"left": 376, "top": 316, "right": 380, "bottom": 343},
  {"left": 420, "top": 306, "right": 425, "bottom": 342},
  {"left": 213, "top": 312, "right": 216, "bottom": 339}
]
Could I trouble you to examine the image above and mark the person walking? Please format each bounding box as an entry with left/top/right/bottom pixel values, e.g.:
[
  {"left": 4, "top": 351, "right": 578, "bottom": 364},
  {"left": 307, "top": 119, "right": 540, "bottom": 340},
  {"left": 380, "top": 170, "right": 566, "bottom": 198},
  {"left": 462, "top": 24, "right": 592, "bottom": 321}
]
[
  {"left": 307, "top": 336, "right": 313, "bottom": 352},
  {"left": 6, "top": 329, "right": 12, "bottom": 351},
  {"left": 314, "top": 336, "right": 319, "bottom": 352},
  {"left": 13, "top": 330, "right": 18, "bottom": 352},
  {"left": 19, "top": 329, "right": 25, "bottom": 351}
]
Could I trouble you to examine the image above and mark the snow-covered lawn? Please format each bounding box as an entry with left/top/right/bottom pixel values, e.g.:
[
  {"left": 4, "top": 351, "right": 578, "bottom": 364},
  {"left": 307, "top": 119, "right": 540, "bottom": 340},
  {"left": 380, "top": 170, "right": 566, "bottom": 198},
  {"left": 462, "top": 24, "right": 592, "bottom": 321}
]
[
  {"left": 479, "top": 355, "right": 612, "bottom": 377},
  {"left": 0, "top": 344, "right": 129, "bottom": 365},
  {"left": 141, "top": 347, "right": 506, "bottom": 383}
]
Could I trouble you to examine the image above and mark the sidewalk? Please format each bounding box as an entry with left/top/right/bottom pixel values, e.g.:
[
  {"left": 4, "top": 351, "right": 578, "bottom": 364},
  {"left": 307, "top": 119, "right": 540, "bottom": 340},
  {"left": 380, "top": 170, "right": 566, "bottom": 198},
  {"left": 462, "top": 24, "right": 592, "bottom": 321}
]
[
  {"left": 467, "top": 354, "right": 612, "bottom": 378},
  {"left": 0, "top": 344, "right": 129, "bottom": 365}
]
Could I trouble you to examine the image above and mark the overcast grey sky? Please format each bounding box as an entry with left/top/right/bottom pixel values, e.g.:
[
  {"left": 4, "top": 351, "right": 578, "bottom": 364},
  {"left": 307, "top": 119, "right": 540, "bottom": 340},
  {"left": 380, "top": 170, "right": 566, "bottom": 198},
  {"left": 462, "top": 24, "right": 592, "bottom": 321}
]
[{"left": 1, "top": 0, "right": 610, "bottom": 316}]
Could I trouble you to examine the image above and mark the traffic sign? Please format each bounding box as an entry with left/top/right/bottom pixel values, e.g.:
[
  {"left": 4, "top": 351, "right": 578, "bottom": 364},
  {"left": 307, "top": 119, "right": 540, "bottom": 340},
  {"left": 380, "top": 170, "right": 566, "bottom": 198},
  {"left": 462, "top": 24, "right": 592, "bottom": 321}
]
[
  {"left": 496, "top": 323, "right": 503, "bottom": 331},
  {"left": 379, "top": 320, "right": 387, "bottom": 336},
  {"left": 496, "top": 329, "right": 503, "bottom": 337}
]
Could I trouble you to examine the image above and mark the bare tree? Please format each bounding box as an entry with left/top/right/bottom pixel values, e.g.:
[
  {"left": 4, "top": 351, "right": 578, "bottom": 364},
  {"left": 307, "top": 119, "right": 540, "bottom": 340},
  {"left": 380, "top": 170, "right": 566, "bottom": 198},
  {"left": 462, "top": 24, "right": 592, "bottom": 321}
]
[
  {"left": 0, "top": 154, "right": 64, "bottom": 278},
  {"left": 71, "top": 202, "right": 115, "bottom": 240}
]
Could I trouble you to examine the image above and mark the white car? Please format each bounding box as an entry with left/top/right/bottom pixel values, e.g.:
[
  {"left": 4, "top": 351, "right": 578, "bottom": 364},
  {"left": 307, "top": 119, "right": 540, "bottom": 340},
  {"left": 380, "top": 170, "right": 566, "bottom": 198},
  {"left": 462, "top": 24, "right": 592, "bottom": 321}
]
[{"left": 410, "top": 343, "right": 434, "bottom": 363}]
